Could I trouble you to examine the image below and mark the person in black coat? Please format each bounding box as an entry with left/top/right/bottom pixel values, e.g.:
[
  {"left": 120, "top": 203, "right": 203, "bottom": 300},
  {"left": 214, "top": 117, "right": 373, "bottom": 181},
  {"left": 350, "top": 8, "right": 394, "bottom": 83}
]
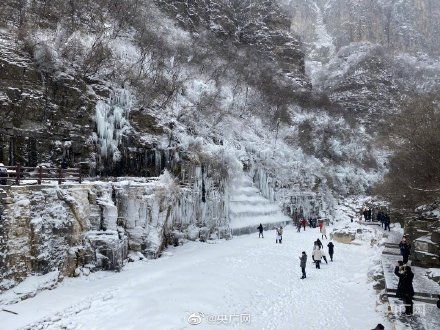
[
  {"left": 377, "top": 211, "right": 384, "bottom": 227},
  {"left": 257, "top": 223, "right": 264, "bottom": 238},
  {"left": 327, "top": 241, "right": 334, "bottom": 261},
  {"left": 399, "top": 238, "right": 411, "bottom": 264},
  {"left": 394, "top": 260, "right": 404, "bottom": 298},
  {"left": 299, "top": 251, "right": 307, "bottom": 279},
  {"left": 61, "top": 158, "right": 69, "bottom": 170},
  {"left": 363, "top": 209, "right": 369, "bottom": 221},
  {"left": 383, "top": 214, "right": 391, "bottom": 231},
  {"left": 395, "top": 266, "right": 415, "bottom": 314},
  {"left": 315, "top": 239, "right": 323, "bottom": 249}
]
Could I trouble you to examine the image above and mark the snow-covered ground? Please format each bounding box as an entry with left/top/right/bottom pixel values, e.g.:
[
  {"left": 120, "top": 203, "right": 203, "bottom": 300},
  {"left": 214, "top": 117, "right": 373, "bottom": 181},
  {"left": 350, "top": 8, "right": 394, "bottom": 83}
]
[{"left": 0, "top": 223, "right": 389, "bottom": 329}]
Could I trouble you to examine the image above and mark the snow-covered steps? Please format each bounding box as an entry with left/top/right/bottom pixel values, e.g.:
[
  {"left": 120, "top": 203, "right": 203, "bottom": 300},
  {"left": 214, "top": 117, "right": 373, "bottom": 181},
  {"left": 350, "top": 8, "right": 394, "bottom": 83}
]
[
  {"left": 231, "top": 219, "right": 290, "bottom": 236},
  {"left": 229, "top": 203, "right": 280, "bottom": 218},
  {"left": 380, "top": 226, "right": 440, "bottom": 329},
  {"left": 229, "top": 174, "right": 290, "bottom": 235}
]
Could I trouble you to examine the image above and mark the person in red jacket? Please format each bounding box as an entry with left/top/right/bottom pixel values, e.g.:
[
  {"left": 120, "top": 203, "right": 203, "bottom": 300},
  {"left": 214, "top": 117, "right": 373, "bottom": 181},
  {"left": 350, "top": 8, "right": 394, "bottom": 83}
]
[{"left": 300, "top": 218, "right": 307, "bottom": 231}]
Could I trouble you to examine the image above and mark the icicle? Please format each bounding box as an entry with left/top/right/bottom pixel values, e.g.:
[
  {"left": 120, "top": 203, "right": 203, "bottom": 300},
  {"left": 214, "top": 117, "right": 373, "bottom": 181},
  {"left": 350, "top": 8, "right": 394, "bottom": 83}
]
[
  {"left": 155, "top": 150, "right": 162, "bottom": 176},
  {"left": 94, "top": 89, "right": 132, "bottom": 162}
]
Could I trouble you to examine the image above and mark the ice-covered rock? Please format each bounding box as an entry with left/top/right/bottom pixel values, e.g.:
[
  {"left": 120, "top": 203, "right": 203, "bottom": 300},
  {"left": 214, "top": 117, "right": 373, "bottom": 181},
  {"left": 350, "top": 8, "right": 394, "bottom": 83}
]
[{"left": 0, "top": 169, "right": 229, "bottom": 292}]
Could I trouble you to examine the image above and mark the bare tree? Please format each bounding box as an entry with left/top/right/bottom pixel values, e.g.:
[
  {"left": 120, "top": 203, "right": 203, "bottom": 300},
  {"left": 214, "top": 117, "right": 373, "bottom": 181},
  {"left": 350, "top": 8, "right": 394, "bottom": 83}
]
[{"left": 375, "top": 94, "right": 440, "bottom": 209}]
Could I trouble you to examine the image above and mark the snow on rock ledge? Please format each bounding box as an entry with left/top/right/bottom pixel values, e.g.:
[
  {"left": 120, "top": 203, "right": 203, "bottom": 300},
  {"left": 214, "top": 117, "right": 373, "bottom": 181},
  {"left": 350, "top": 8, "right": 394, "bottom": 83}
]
[
  {"left": 0, "top": 172, "right": 228, "bottom": 293},
  {"left": 330, "top": 228, "right": 357, "bottom": 244}
]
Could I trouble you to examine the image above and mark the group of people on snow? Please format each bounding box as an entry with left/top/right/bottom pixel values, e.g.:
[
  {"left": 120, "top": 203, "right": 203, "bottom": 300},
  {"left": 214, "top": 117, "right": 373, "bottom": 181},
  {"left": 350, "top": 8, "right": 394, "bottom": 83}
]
[
  {"left": 295, "top": 217, "right": 328, "bottom": 234},
  {"left": 362, "top": 207, "right": 372, "bottom": 221},
  {"left": 257, "top": 223, "right": 283, "bottom": 243},
  {"left": 394, "top": 234, "right": 440, "bottom": 315},
  {"left": 377, "top": 211, "right": 391, "bottom": 231},
  {"left": 308, "top": 217, "right": 318, "bottom": 228},
  {"left": 257, "top": 222, "right": 335, "bottom": 279},
  {"left": 296, "top": 218, "right": 308, "bottom": 232},
  {"left": 293, "top": 215, "right": 319, "bottom": 230},
  {"left": 393, "top": 234, "right": 416, "bottom": 315},
  {"left": 359, "top": 206, "right": 416, "bottom": 316},
  {"left": 361, "top": 206, "right": 392, "bottom": 232},
  {"left": 394, "top": 261, "right": 415, "bottom": 315},
  {"left": 300, "top": 238, "right": 335, "bottom": 278}
]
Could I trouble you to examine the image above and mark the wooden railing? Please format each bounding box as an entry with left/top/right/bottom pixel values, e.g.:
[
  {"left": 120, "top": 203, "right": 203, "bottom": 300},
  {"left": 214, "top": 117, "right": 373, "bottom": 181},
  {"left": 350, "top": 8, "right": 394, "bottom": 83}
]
[{"left": 1, "top": 165, "right": 82, "bottom": 185}]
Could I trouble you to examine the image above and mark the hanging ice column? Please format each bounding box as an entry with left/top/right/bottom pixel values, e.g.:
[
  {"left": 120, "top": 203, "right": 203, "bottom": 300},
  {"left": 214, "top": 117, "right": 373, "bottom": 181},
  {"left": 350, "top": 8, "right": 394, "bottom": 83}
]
[
  {"left": 94, "top": 89, "right": 132, "bottom": 162},
  {"left": 251, "top": 166, "right": 335, "bottom": 221},
  {"left": 254, "top": 167, "right": 275, "bottom": 203}
]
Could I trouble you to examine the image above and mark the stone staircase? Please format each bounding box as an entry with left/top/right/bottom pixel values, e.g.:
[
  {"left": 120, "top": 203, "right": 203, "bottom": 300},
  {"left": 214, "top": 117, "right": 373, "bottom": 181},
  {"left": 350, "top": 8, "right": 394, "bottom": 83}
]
[
  {"left": 380, "top": 229, "right": 440, "bottom": 328},
  {"left": 229, "top": 174, "right": 290, "bottom": 236}
]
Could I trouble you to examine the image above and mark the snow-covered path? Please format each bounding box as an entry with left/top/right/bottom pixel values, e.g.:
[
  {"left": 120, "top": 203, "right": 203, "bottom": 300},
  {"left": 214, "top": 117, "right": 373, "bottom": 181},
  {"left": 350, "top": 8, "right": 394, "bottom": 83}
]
[{"left": 1, "top": 226, "right": 388, "bottom": 330}]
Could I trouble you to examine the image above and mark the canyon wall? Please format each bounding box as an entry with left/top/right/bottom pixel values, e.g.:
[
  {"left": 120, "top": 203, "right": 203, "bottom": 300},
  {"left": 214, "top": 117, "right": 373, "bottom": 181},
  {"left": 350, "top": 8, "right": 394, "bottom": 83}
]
[{"left": 0, "top": 168, "right": 229, "bottom": 292}]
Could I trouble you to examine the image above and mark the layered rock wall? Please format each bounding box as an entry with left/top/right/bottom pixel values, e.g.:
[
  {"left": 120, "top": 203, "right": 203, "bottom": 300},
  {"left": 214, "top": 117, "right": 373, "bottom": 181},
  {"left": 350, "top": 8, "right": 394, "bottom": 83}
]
[{"left": 0, "top": 169, "right": 229, "bottom": 292}]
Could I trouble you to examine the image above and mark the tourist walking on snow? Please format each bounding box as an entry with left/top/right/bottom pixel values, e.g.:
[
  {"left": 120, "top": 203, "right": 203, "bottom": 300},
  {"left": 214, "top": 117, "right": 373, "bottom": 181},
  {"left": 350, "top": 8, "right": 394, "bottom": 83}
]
[
  {"left": 296, "top": 220, "right": 301, "bottom": 233},
  {"left": 299, "top": 251, "right": 307, "bottom": 279},
  {"left": 395, "top": 265, "right": 415, "bottom": 314},
  {"left": 313, "top": 241, "right": 319, "bottom": 251},
  {"left": 301, "top": 218, "right": 307, "bottom": 231},
  {"left": 383, "top": 213, "right": 391, "bottom": 231},
  {"left": 275, "top": 226, "right": 283, "bottom": 244},
  {"left": 320, "top": 223, "right": 327, "bottom": 239},
  {"left": 315, "top": 238, "right": 323, "bottom": 249},
  {"left": 377, "top": 211, "right": 384, "bottom": 227},
  {"left": 257, "top": 223, "right": 264, "bottom": 238},
  {"left": 327, "top": 241, "right": 334, "bottom": 261},
  {"left": 394, "top": 260, "right": 404, "bottom": 298},
  {"left": 312, "top": 248, "right": 322, "bottom": 269},
  {"left": 399, "top": 236, "right": 411, "bottom": 264}
]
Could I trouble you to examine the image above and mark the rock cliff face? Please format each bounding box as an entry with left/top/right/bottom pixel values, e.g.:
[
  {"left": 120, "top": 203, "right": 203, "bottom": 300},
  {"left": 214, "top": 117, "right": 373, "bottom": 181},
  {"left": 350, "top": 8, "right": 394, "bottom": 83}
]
[
  {"left": 0, "top": 29, "right": 168, "bottom": 174},
  {"left": 0, "top": 31, "right": 96, "bottom": 167},
  {"left": 0, "top": 169, "right": 229, "bottom": 292},
  {"left": 283, "top": 0, "right": 440, "bottom": 58},
  {"left": 0, "top": 0, "right": 312, "bottom": 174},
  {"left": 280, "top": 0, "right": 440, "bottom": 124},
  {"left": 156, "top": 0, "right": 309, "bottom": 89}
]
